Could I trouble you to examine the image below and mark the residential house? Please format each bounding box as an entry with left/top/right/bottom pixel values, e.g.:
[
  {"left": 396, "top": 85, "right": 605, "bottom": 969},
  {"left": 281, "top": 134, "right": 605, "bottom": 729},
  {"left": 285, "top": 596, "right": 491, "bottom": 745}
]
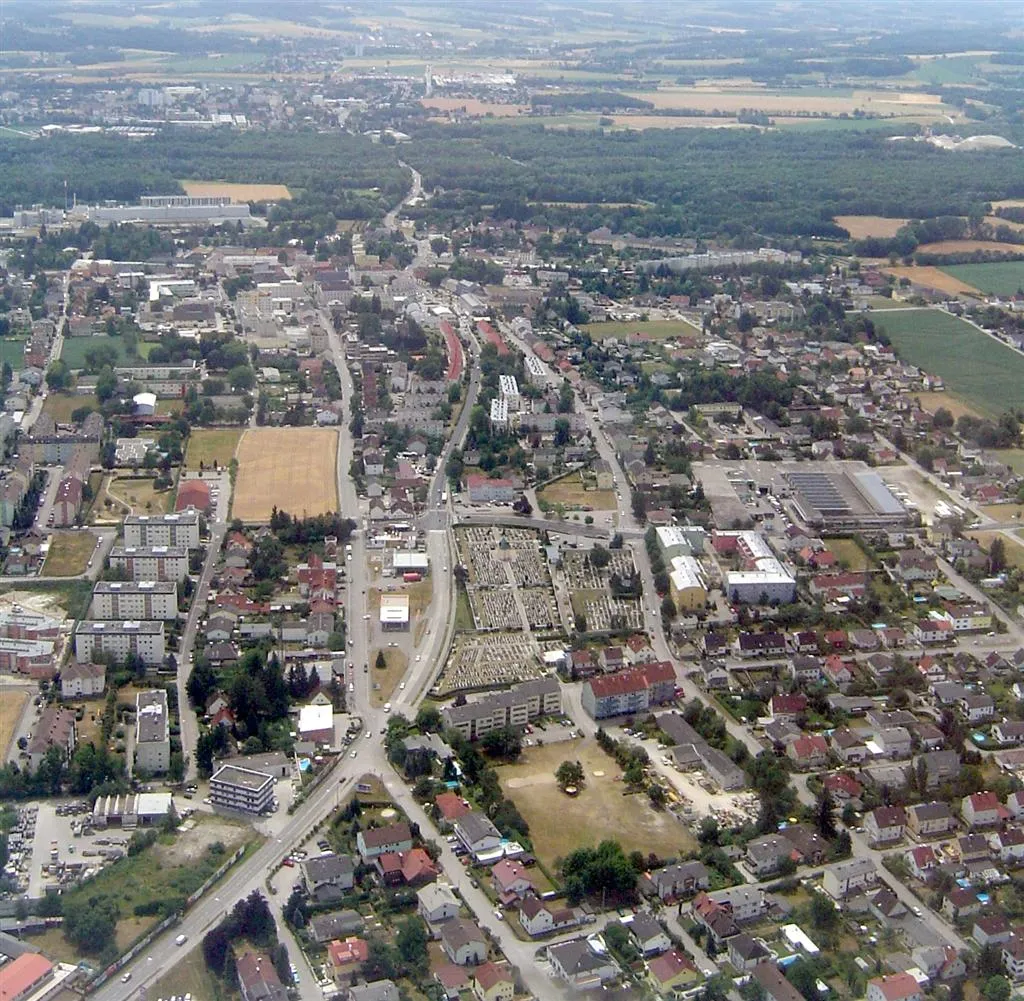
[
  {"left": 518, "top": 896, "right": 582, "bottom": 938},
  {"left": 787, "top": 735, "right": 828, "bottom": 771},
  {"left": 867, "top": 973, "right": 922, "bottom": 1001},
  {"left": 769, "top": 694, "right": 807, "bottom": 723},
  {"left": 831, "top": 728, "right": 869, "bottom": 764},
  {"left": 301, "top": 855, "right": 355, "bottom": 901},
  {"left": 962, "top": 791, "right": 1005, "bottom": 829},
  {"left": 471, "top": 963, "right": 514, "bottom": 1001},
  {"left": 645, "top": 861, "right": 710, "bottom": 901},
  {"left": 1002, "top": 934, "right": 1024, "bottom": 982},
  {"left": 753, "top": 962, "right": 806, "bottom": 1001},
  {"left": 1008, "top": 790, "right": 1024, "bottom": 820},
  {"left": 994, "top": 721, "right": 1024, "bottom": 746},
  {"left": 355, "top": 822, "right": 413, "bottom": 862},
  {"left": 789, "top": 655, "right": 823, "bottom": 684},
  {"left": 876, "top": 727, "right": 913, "bottom": 760},
  {"left": 911, "top": 945, "right": 965, "bottom": 982},
  {"left": 629, "top": 912, "right": 671, "bottom": 957},
  {"left": 729, "top": 934, "right": 770, "bottom": 972},
  {"left": 906, "top": 845, "right": 938, "bottom": 881},
  {"left": 865, "top": 806, "right": 907, "bottom": 847},
  {"left": 745, "top": 835, "right": 795, "bottom": 878},
  {"left": 237, "top": 951, "right": 289, "bottom": 1001},
  {"left": 418, "top": 883, "right": 460, "bottom": 936},
  {"left": 328, "top": 938, "right": 369, "bottom": 982},
  {"left": 647, "top": 950, "right": 699, "bottom": 994},
  {"left": 547, "top": 940, "right": 619, "bottom": 992},
  {"left": 491, "top": 859, "right": 532, "bottom": 905},
  {"left": 943, "top": 889, "right": 983, "bottom": 922},
  {"left": 991, "top": 828, "right": 1024, "bottom": 865},
  {"left": 919, "top": 750, "right": 961, "bottom": 789},
  {"left": 822, "top": 858, "right": 877, "bottom": 899},
  {"left": 454, "top": 812, "right": 503, "bottom": 859},
  {"left": 440, "top": 919, "right": 487, "bottom": 966},
  {"left": 974, "top": 916, "right": 1012, "bottom": 947}
]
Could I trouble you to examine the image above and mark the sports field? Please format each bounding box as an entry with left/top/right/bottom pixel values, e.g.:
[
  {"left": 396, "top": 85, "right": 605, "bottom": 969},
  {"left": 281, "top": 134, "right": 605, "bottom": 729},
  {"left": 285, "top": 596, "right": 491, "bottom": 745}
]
[
  {"left": 940, "top": 262, "right": 1024, "bottom": 297},
  {"left": 233, "top": 428, "right": 338, "bottom": 522},
  {"left": 872, "top": 308, "right": 1024, "bottom": 417},
  {"left": 582, "top": 319, "right": 700, "bottom": 341}
]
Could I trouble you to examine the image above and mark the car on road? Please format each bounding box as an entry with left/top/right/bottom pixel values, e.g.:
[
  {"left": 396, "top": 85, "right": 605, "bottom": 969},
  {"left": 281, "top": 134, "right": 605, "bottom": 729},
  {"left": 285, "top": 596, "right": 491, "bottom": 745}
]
[
  {"left": 350, "top": 750, "right": 358, "bottom": 759},
  {"left": 415, "top": 655, "right": 421, "bottom": 662},
  {"left": 383, "top": 703, "right": 391, "bottom": 713},
  {"left": 121, "top": 973, "right": 132, "bottom": 983},
  {"left": 362, "top": 613, "right": 370, "bottom": 620},
  {"left": 282, "top": 858, "right": 294, "bottom": 867},
  {"left": 494, "top": 908, "right": 504, "bottom": 920},
  {"left": 400, "top": 682, "right": 406, "bottom": 690},
  {"left": 176, "top": 934, "right": 188, "bottom": 946},
  {"left": 912, "top": 905, "right": 922, "bottom": 916}
]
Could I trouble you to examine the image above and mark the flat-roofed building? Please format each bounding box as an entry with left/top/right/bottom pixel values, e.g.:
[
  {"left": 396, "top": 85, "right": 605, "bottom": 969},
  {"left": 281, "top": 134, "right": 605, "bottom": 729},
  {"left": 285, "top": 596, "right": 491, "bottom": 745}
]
[
  {"left": 124, "top": 511, "right": 201, "bottom": 550},
  {"left": 90, "top": 580, "right": 178, "bottom": 620},
  {"left": 135, "top": 689, "right": 170, "bottom": 774},
  {"left": 380, "top": 594, "right": 410, "bottom": 631},
  {"left": 108, "top": 545, "right": 189, "bottom": 581},
  {"left": 210, "top": 764, "right": 275, "bottom": 815},
  {"left": 441, "top": 678, "right": 562, "bottom": 740},
  {"left": 74, "top": 619, "right": 165, "bottom": 665},
  {"left": 669, "top": 555, "right": 708, "bottom": 612}
]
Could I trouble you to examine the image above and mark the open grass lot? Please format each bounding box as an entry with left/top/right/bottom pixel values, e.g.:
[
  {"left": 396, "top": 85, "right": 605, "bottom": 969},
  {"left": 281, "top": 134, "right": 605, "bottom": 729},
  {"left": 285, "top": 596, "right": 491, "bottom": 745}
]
[
  {"left": 233, "top": 428, "right": 338, "bottom": 523},
  {"left": 824, "top": 537, "right": 871, "bottom": 570},
  {"left": 882, "top": 266, "right": 981, "bottom": 295},
  {"left": 105, "top": 475, "right": 175, "bottom": 516},
  {"left": 41, "top": 531, "right": 98, "bottom": 577},
  {"left": 994, "top": 449, "right": 1024, "bottom": 475},
  {"left": 971, "top": 531, "right": 1024, "bottom": 571},
  {"left": 0, "top": 337, "right": 26, "bottom": 371},
  {"left": 57, "top": 815, "right": 253, "bottom": 962},
  {"left": 499, "top": 738, "right": 696, "bottom": 871},
  {"left": 368, "top": 647, "right": 409, "bottom": 708},
  {"left": 0, "top": 685, "right": 30, "bottom": 759},
  {"left": 834, "top": 215, "right": 909, "bottom": 239},
  {"left": 152, "top": 948, "right": 233, "bottom": 1001},
  {"left": 979, "top": 503, "right": 1024, "bottom": 522},
  {"left": 582, "top": 318, "right": 700, "bottom": 341},
  {"left": 42, "top": 393, "right": 92, "bottom": 423},
  {"left": 538, "top": 471, "right": 617, "bottom": 511},
  {"left": 181, "top": 180, "right": 291, "bottom": 201},
  {"left": 940, "top": 262, "right": 1024, "bottom": 297},
  {"left": 184, "top": 428, "right": 243, "bottom": 469},
  {"left": 914, "top": 391, "right": 984, "bottom": 420},
  {"left": 918, "top": 239, "right": 1024, "bottom": 255},
  {"left": 871, "top": 308, "right": 1024, "bottom": 418},
  {"left": 59, "top": 334, "right": 136, "bottom": 370}
]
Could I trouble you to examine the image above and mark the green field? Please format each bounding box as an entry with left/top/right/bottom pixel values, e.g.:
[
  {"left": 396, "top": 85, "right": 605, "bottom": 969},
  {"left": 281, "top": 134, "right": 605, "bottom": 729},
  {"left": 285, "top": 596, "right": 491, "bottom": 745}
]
[
  {"left": 59, "top": 335, "right": 138, "bottom": 370},
  {"left": 940, "top": 262, "right": 1024, "bottom": 297},
  {"left": 0, "top": 338, "right": 26, "bottom": 370},
  {"left": 872, "top": 308, "right": 1024, "bottom": 418},
  {"left": 909, "top": 55, "right": 981, "bottom": 85},
  {"left": 582, "top": 318, "right": 701, "bottom": 340}
]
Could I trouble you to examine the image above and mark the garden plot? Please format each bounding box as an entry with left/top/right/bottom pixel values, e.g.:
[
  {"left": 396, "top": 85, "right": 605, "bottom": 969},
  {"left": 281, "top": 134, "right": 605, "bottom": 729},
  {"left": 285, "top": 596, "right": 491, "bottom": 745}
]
[
  {"left": 434, "top": 633, "right": 545, "bottom": 695},
  {"left": 468, "top": 588, "right": 523, "bottom": 631},
  {"left": 521, "top": 589, "right": 560, "bottom": 630}
]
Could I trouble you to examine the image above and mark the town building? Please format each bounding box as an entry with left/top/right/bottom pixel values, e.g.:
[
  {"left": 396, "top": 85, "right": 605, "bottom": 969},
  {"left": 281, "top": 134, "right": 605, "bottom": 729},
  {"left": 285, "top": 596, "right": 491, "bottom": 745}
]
[
  {"left": 90, "top": 581, "right": 178, "bottom": 620},
  {"left": 210, "top": 765, "right": 275, "bottom": 815},
  {"left": 123, "top": 511, "right": 201, "bottom": 550},
  {"left": 108, "top": 545, "right": 189, "bottom": 581},
  {"left": 440, "top": 678, "right": 561, "bottom": 740},
  {"left": 134, "top": 689, "right": 170, "bottom": 774},
  {"left": 74, "top": 620, "right": 165, "bottom": 665}
]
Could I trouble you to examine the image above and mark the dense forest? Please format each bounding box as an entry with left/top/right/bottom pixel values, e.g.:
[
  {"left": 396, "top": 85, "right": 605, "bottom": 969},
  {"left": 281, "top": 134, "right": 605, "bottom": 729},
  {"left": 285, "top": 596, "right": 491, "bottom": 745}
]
[
  {"left": 399, "top": 123, "right": 1024, "bottom": 241},
  {"left": 0, "top": 130, "right": 408, "bottom": 244}
]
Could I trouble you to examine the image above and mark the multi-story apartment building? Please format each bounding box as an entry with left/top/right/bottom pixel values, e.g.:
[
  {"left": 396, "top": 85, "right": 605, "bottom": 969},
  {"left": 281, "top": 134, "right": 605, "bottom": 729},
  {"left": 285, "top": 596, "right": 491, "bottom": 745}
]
[
  {"left": 123, "top": 511, "right": 201, "bottom": 550},
  {"left": 581, "top": 662, "right": 676, "bottom": 720},
  {"left": 135, "top": 689, "right": 170, "bottom": 774},
  {"left": 108, "top": 546, "right": 189, "bottom": 582},
  {"left": 90, "top": 581, "right": 178, "bottom": 620},
  {"left": 210, "top": 764, "right": 275, "bottom": 814},
  {"left": 441, "top": 678, "right": 562, "bottom": 740},
  {"left": 74, "top": 620, "right": 165, "bottom": 665}
]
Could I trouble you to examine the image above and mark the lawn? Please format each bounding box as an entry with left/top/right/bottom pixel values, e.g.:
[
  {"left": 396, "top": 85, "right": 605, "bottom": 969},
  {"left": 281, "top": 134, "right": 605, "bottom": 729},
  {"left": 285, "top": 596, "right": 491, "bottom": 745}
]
[
  {"left": 58, "top": 334, "right": 137, "bottom": 370},
  {"left": 43, "top": 393, "right": 94, "bottom": 423},
  {"left": 369, "top": 647, "right": 408, "bottom": 708},
  {"left": 0, "top": 686, "right": 29, "bottom": 759},
  {"left": 0, "top": 337, "right": 26, "bottom": 371},
  {"left": 971, "top": 531, "right": 1024, "bottom": 571},
  {"left": 184, "top": 428, "right": 243, "bottom": 469},
  {"left": 940, "top": 262, "right": 1024, "bottom": 297},
  {"left": 824, "top": 537, "right": 871, "bottom": 571},
  {"left": 994, "top": 449, "right": 1024, "bottom": 475},
  {"left": 871, "top": 308, "right": 1024, "bottom": 418},
  {"left": 106, "top": 475, "right": 175, "bottom": 515},
  {"left": 454, "top": 586, "right": 474, "bottom": 632},
  {"left": 499, "top": 738, "right": 696, "bottom": 871},
  {"left": 41, "top": 531, "right": 98, "bottom": 577},
  {"left": 537, "top": 471, "right": 617, "bottom": 511},
  {"left": 582, "top": 319, "right": 700, "bottom": 341},
  {"left": 979, "top": 503, "right": 1024, "bottom": 522},
  {"left": 913, "top": 391, "right": 984, "bottom": 421}
]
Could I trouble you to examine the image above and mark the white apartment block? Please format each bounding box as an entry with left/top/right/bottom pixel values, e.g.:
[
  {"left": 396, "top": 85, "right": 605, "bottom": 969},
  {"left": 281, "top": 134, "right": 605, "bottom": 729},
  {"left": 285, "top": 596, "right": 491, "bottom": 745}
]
[
  {"left": 91, "top": 581, "right": 178, "bottom": 621},
  {"left": 210, "top": 765, "right": 276, "bottom": 814},
  {"left": 499, "top": 374, "right": 521, "bottom": 410},
  {"left": 489, "top": 397, "right": 509, "bottom": 432},
  {"left": 524, "top": 354, "right": 547, "bottom": 386},
  {"left": 74, "top": 620, "right": 165, "bottom": 665},
  {"left": 109, "top": 546, "right": 189, "bottom": 582},
  {"left": 135, "top": 689, "right": 170, "bottom": 774},
  {"left": 123, "top": 511, "right": 201, "bottom": 550}
]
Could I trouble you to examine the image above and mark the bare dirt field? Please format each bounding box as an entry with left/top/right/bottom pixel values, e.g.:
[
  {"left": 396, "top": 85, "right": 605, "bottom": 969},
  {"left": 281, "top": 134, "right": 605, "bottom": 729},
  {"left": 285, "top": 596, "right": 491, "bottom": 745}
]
[
  {"left": 992, "top": 200, "right": 1024, "bottom": 210},
  {"left": 917, "top": 239, "right": 1024, "bottom": 255},
  {"left": 180, "top": 181, "right": 292, "bottom": 202},
  {"left": 882, "top": 266, "right": 982, "bottom": 295},
  {"left": 233, "top": 428, "right": 338, "bottom": 523},
  {"left": 421, "top": 97, "right": 529, "bottom": 117},
  {"left": 499, "top": 738, "right": 696, "bottom": 869},
  {"left": 914, "top": 391, "right": 984, "bottom": 420},
  {"left": 834, "top": 215, "right": 910, "bottom": 239}
]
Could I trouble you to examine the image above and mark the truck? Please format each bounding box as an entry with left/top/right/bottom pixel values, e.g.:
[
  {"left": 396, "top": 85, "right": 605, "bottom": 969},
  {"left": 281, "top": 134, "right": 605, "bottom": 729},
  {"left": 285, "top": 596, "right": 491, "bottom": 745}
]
[{"left": 403, "top": 572, "right": 422, "bottom": 583}]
